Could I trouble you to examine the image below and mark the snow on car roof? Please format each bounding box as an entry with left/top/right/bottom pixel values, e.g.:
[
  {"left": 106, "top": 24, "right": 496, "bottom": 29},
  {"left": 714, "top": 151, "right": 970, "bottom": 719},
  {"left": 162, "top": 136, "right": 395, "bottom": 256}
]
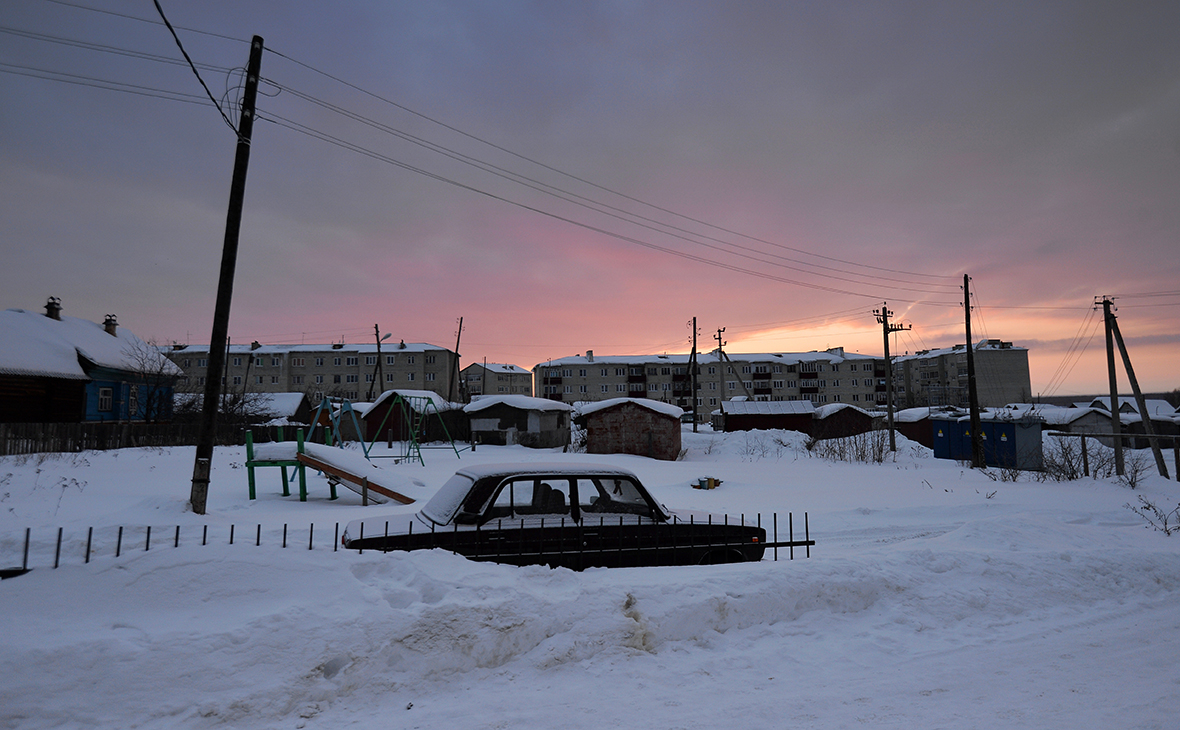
[{"left": 420, "top": 462, "right": 643, "bottom": 525}]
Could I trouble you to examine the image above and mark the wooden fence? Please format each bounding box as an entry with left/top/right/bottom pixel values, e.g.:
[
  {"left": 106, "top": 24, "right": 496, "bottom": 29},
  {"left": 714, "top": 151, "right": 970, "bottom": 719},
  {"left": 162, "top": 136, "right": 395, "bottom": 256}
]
[{"left": 0, "top": 422, "right": 299, "bottom": 456}]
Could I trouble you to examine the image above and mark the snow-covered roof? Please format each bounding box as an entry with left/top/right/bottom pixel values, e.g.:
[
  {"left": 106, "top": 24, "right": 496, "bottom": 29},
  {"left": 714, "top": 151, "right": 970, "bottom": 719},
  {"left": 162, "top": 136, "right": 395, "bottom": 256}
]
[
  {"left": 579, "top": 398, "right": 683, "bottom": 419},
  {"left": 0, "top": 308, "right": 180, "bottom": 379},
  {"left": 464, "top": 362, "right": 529, "bottom": 374},
  {"left": 715, "top": 400, "right": 814, "bottom": 416},
  {"left": 1085, "top": 397, "right": 1176, "bottom": 416},
  {"left": 464, "top": 395, "right": 573, "bottom": 413},
  {"left": 255, "top": 393, "right": 308, "bottom": 418},
  {"left": 167, "top": 341, "right": 448, "bottom": 356},
  {"left": 813, "top": 403, "right": 872, "bottom": 420},
  {"left": 538, "top": 347, "right": 877, "bottom": 370},
  {"left": 364, "top": 389, "right": 459, "bottom": 414},
  {"left": 893, "top": 339, "right": 1026, "bottom": 364}
]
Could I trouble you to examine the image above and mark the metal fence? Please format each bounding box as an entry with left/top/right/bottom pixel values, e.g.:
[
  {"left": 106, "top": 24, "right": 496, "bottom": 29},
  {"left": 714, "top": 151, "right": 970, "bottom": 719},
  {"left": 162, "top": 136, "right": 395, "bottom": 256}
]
[{"left": 1, "top": 512, "right": 812, "bottom": 578}]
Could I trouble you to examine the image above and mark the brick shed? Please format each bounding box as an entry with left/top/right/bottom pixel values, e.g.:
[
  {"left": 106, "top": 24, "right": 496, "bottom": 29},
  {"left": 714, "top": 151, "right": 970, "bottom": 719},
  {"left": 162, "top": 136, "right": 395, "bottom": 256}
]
[{"left": 579, "top": 398, "right": 683, "bottom": 461}]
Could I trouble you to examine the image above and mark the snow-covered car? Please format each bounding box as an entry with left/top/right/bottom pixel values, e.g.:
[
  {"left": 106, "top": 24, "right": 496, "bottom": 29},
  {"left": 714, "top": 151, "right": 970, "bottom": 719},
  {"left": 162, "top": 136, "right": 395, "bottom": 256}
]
[{"left": 342, "top": 462, "right": 786, "bottom": 569}]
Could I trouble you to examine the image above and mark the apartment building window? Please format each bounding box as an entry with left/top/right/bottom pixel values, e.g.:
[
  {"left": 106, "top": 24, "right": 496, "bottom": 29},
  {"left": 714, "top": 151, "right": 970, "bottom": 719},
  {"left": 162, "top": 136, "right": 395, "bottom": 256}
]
[
  {"left": 346, "top": 357, "right": 358, "bottom": 366},
  {"left": 255, "top": 376, "right": 264, "bottom": 384},
  {"left": 563, "top": 385, "right": 571, "bottom": 394},
  {"left": 333, "top": 357, "right": 341, "bottom": 367},
  {"left": 333, "top": 375, "right": 341, "bottom": 384},
  {"left": 832, "top": 379, "right": 839, "bottom": 387},
  {"left": 314, "top": 375, "right": 323, "bottom": 385},
  {"left": 601, "top": 369, "right": 608, "bottom": 377},
  {"left": 852, "top": 394, "right": 860, "bottom": 401},
  {"left": 579, "top": 369, "right": 587, "bottom": 377},
  {"left": 271, "top": 376, "right": 279, "bottom": 384},
  {"left": 563, "top": 369, "right": 572, "bottom": 377},
  {"left": 773, "top": 380, "right": 783, "bottom": 389},
  {"left": 313, "top": 391, "right": 323, "bottom": 401},
  {"left": 197, "top": 376, "right": 205, "bottom": 386},
  {"left": 663, "top": 383, "right": 671, "bottom": 391},
  {"left": 709, "top": 382, "right": 716, "bottom": 390},
  {"left": 629, "top": 367, "right": 642, "bottom": 376},
  {"left": 346, "top": 391, "right": 358, "bottom": 400},
  {"left": 425, "top": 373, "right": 436, "bottom": 381},
  {"left": 346, "top": 374, "right": 358, "bottom": 383},
  {"left": 819, "top": 380, "right": 826, "bottom": 387},
  {"left": 406, "top": 373, "right": 415, "bottom": 381},
  {"left": 647, "top": 368, "right": 658, "bottom": 376},
  {"left": 726, "top": 381, "right": 736, "bottom": 390},
  {"left": 601, "top": 384, "right": 609, "bottom": 393},
  {"left": 232, "top": 357, "right": 242, "bottom": 367},
  {"left": 615, "top": 368, "right": 625, "bottom": 376},
  {"left": 851, "top": 378, "right": 858, "bottom": 386},
  {"left": 315, "top": 357, "right": 324, "bottom": 367},
  {"left": 707, "top": 366, "right": 716, "bottom": 375},
  {"left": 743, "top": 381, "right": 753, "bottom": 389},
  {"left": 182, "top": 359, "right": 191, "bottom": 368},
  {"left": 386, "top": 355, "right": 396, "bottom": 365},
  {"left": 365, "top": 356, "right": 377, "bottom": 366},
  {"left": 617, "top": 384, "right": 626, "bottom": 392},
  {"left": 385, "top": 373, "right": 395, "bottom": 382},
  {"left": 426, "top": 355, "right": 436, "bottom": 364},
  {"left": 365, "top": 374, "right": 374, "bottom": 383},
  {"left": 255, "top": 357, "right": 264, "bottom": 367},
  {"left": 271, "top": 357, "right": 281, "bottom": 367},
  {"left": 742, "top": 366, "right": 752, "bottom": 374},
  {"left": 755, "top": 365, "right": 767, "bottom": 373},
  {"left": 649, "top": 383, "right": 659, "bottom": 392},
  {"left": 580, "top": 385, "right": 588, "bottom": 393},
  {"left": 833, "top": 395, "right": 841, "bottom": 402},
  {"left": 726, "top": 366, "right": 734, "bottom": 374},
  {"left": 661, "top": 367, "right": 670, "bottom": 375},
  {"left": 198, "top": 358, "right": 208, "bottom": 367},
  {"left": 773, "top": 365, "right": 782, "bottom": 373},
  {"left": 98, "top": 388, "right": 113, "bottom": 412},
  {"left": 407, "top": 356, "right": 416, "bottom": 364},
  {"left": 292, "top": 358, "right": 305, "bottom": 367},
  {"left": 709, "top": 398, "right": 717, "bottom": 406}
]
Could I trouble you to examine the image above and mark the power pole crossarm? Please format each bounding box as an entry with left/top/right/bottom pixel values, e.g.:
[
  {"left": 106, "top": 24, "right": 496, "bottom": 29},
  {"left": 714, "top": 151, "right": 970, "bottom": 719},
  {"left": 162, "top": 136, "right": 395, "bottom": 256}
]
[{"left": 874, "top": 303, "right": 911, "bottom": 452}]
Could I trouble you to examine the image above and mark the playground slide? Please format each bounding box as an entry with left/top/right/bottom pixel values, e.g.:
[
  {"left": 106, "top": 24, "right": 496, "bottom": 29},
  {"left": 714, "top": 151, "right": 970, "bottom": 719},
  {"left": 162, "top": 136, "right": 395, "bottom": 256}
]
[{"left": 297, "top": 443, "right": 425, "bottom": 505}]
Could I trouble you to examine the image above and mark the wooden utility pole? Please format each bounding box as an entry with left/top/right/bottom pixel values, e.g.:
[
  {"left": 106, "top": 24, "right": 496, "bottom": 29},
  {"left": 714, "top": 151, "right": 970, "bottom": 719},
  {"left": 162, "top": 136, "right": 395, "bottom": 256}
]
[
  {"left": 190, "top": 36, "right": 264, "bottom": 515},
  {"left": 1106, "top": 298, "right": 1169, "bottom": 478},
  {"left": 964, "top": 275, "right": 985, "bottom": 469},
  {"left": 1101, "top": 296, "right": 1125, "bottom": 475},
  {"left": 874, "top": 303, "right": 910, "bottom": 452},
  {"left": 715, "top": 328, "right": 726, "bottom": 413},
  {"left": 369, "top": 324, "right": 390, "bottom": 401},
  {"left": 449, "top": 317, "right": 463, "bottom": 403}
]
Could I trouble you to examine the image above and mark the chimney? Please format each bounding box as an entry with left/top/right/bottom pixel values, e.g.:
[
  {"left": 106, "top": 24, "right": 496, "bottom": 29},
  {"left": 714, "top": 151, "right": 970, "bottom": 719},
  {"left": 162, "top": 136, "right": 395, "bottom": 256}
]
[
  {"left": 103, "top": 314, "right": 118, "bottom": 336},
  {"left": 398, "top": 339, "right": 406, "bottom": 350},
  {"left": 250, "top": 341, "right": 262, "bottom": 350},
  {"left": 45, "top": 297, "right": 62, "bottom": 320},
  {"left": 586, "top": 350, "right": 594, "bottom": 362}
]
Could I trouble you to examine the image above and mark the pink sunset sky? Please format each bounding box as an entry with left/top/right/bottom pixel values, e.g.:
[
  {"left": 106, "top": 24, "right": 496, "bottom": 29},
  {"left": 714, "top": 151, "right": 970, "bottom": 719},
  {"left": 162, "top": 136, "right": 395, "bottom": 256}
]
[{"left": 3, "top": 1, "right": 1177, "bottom": 395}]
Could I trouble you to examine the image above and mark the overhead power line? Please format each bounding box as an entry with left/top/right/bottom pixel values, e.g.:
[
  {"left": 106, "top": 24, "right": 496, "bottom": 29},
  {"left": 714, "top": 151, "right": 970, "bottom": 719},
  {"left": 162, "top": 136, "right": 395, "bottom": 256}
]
[{"left": 152, "top": 0, "right": 238, "bottom": 137}]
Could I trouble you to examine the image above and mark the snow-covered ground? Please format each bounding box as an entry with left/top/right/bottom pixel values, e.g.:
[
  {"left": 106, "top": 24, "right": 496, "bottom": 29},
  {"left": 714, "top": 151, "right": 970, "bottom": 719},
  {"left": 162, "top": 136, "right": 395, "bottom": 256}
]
[{"left": 2, "top": 429, "right": 1178, "bottom": 729}]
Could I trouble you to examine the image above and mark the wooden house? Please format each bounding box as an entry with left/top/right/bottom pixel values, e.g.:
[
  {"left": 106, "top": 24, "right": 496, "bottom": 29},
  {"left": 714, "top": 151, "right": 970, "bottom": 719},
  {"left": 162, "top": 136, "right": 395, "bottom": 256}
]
[{"left": 464, "top": 395, "right": 572, "bottom": 448}]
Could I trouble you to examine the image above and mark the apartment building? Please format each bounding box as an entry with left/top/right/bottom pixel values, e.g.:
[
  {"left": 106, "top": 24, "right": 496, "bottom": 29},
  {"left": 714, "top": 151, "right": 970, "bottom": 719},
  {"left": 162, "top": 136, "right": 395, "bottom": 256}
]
[
  {"left": 892, "top": 339, "right": 1030, "bottom": 409},
  {"left": 461, "top": 363, "right": 533, "bottom": 400},
  {"left": 533, "top": 347, "right": 888, "bottom": 419},
  {"left": 165, "top": 341, "right": 459, "bottom": 403}
]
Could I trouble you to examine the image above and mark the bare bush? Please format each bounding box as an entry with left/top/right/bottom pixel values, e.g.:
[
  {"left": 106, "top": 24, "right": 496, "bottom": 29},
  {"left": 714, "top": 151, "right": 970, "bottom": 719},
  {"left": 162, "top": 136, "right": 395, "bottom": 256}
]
[
  {"left": 1125, "top": 495, "right": 1180, "bottom": 535},
  {"left": 807, "top": 430, "right": 892, "bottom": 465},
  {"left": 1119, "top": 450, "right": 1152, "bottom": 490}
]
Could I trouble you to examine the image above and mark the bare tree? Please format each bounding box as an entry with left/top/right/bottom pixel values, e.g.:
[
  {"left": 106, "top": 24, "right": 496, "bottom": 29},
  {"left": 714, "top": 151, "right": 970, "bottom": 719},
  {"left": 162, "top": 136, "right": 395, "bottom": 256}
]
[{"left": 122, "top": 339, "right": 182, "bottom": 423}]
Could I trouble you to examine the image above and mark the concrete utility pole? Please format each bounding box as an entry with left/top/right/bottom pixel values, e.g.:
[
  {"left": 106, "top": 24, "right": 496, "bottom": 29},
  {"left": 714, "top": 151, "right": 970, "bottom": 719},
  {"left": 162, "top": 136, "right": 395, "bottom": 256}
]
[
  {"left": 874, "top": 303, "right": 910, "bottom": 452},
  {"left": 714, "top": 328, "right": 726, "bottom": 413},
  {"left": 689, "top": 317, "right": 699, "bottom": 432},
  {"left": 190, "top": 36, "right": 264, "bottom": 515},
  {"left": 1101, "top": 296, "right": 1125, "bottom": 476},
  {"left": 963, "top": 275, "right": 985, "bottom": 469},
  {"left": 449, "top": 317, "right": 463, "bottom": 403}
]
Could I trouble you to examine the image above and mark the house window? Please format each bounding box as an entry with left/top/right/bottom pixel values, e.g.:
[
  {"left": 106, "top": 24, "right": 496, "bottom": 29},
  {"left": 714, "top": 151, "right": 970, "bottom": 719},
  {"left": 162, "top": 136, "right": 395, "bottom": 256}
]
[
  {"left": 98, "top": 388, "right": 113, "bottom": 412},
  {"left": 127, "top": 386, "right": 139, "bottom": 416}
]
